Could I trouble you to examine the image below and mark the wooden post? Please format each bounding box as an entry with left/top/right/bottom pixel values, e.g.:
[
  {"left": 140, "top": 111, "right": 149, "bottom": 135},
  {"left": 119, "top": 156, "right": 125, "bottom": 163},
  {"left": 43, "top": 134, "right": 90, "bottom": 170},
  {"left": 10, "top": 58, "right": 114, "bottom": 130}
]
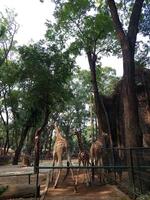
[
  {"left": 34, "top": 128, "right": 41, "bottom": 200},
  {"left": 34, "top": 128, "right": 41, "bottom": 173}
]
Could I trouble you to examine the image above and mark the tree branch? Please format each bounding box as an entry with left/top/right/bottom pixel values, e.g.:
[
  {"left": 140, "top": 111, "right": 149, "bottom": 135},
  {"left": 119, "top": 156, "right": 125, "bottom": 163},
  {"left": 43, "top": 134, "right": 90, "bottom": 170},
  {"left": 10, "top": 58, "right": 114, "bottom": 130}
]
[
  {"left": 107, "top": 0, "right": 126, "bottom": 46},
  {"left": 128, "top": 0, "right": 144, "bottom": 49}
]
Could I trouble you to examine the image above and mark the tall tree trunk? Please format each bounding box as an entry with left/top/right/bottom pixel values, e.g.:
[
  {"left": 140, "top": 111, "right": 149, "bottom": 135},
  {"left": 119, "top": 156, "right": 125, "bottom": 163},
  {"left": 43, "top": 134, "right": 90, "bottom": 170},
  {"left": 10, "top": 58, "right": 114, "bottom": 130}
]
[
  {"left": 13, "top": 124, "right": 31, "bottom": 165},
  {"left": 12, "top": 110, "right": 37, "bottom": 165},
  {"left": 0, "top": 91, "right": 10, "bottom": 155},
  {"left": 122, "top": 44, "right": 142, "bottom": 146},
  {"left": 26, "top": 128, "right": 35, "bottom": 155},
  {"left": 107, "top": 0, "right": 144, "bottom": 147},
  {"left": 34, "top": 106, "right": 50, "bottom": 173}
]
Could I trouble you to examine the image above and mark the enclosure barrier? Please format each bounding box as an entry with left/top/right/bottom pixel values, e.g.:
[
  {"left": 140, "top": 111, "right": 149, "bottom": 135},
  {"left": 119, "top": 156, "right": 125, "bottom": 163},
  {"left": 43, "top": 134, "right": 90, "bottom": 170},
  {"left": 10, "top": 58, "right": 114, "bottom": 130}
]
[
  {"left": 0, "top": 172, "right": 33, "bottom": 184},
  {"left": 34, "top": 147, "right": 150, "bottom": 199}
]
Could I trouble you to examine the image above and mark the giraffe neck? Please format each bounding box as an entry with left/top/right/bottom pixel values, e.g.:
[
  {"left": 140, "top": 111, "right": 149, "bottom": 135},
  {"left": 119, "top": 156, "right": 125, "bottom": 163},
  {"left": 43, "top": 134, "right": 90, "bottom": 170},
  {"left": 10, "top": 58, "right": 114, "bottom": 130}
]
[
  {"left": 55, "top": 126, "right": 65, "bottom": 141},
  {"left": 96, "top": 135, "right": 105, "bottom": 147},
  {"left": 56, "top": 132, "right": 64, "bottom": 141}
]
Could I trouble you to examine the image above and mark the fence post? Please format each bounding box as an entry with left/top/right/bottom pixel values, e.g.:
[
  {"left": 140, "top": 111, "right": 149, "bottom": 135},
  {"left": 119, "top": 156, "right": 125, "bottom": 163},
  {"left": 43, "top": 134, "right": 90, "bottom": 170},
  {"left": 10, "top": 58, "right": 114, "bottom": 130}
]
[
  {"left": 34, "top": 128, "right": 41, "bottom": 199},
  {"left": 136, "top": 148, "right": 143, "bottom": 194},
  {"left": 129, "top": 148, "right": 136, "bottom": 197},
  {"left": 34, "top": 128, "right": 41, "bottom": 173},
  {"left": 91, "top": 161, "right": 95, "bottom": 182},
  {"left": 35, "top": 168, "right": 40, "bottom": 200},
  {"left": 112, "top": 147, "right": 116, "bottom": 182}
]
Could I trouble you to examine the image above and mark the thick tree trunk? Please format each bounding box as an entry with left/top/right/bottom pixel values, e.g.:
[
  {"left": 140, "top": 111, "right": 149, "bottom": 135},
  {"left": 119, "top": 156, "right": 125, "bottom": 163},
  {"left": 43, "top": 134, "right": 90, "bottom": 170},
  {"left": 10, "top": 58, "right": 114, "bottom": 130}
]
[
  {"left": 12, "top": 110, "right": 36, "bottom": 165},
  {"left": 34, "top": 106, "right": 50, "bottom": 173},
  {"left": 26, "top": 128, "right": 35, "bottom": 156},
  {"left": 107, "top": 0, "right": 144, "bottom": 147},
  {"left": 13, "top": 125, "right": 31, "bottom": 165},
  {"left": 122, "top": 46, "right": 142, "bottom": 147}
]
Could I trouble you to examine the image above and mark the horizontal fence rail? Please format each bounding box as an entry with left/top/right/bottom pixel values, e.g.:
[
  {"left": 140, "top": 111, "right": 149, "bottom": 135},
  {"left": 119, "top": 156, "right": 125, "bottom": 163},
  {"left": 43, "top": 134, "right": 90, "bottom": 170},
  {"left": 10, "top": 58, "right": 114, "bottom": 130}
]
[
  {"left": 36, "top": 165, "right": 150, "bottom": 170},
  {"left": 34, "top": 147, "right": 150, "bottom": 199}
]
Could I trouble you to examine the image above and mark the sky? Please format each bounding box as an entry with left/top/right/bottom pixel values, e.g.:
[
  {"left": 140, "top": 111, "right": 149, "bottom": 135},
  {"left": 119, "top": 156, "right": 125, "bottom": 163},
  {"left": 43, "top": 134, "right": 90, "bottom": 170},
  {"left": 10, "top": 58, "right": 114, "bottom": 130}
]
[{"left": 0, "top": 0, "right": 123, "bottom": 76}]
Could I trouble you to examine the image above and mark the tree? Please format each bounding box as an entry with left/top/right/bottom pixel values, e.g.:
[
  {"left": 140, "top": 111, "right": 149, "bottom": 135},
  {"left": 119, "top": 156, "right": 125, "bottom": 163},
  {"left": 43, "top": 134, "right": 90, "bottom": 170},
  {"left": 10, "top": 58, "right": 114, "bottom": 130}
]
[
  {"left": 0, "top": 9, "right": 19, "bottom": 66},
  {"left": 0, "top": 9, "right": 19, "bottom": 154},
  {"left": 107, "top": 0, "right": 145, "bottom": 147},
  {"left": 12, "top": 38, "right": 75, "bottom": 164},
  {"left": 54, "top": 67, "right": 119, "bottom": 152},
  {"left": 135, "top": 1, "right": 150, "bottom": 67},
  {"left": 51, "top": 0, "right": 116, "bottom": 138}
]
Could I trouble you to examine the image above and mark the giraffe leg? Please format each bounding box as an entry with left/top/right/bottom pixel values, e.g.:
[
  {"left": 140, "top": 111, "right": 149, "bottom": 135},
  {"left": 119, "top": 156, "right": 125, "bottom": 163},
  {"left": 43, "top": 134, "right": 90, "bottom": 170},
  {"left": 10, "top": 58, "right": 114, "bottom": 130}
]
[
  {"left": 86, "top": 165, "right": 91, "bottom": 186},
  {"left": 53, "top": 158, "right": 62, "bottom": 188},
  {"left": 83, "top": 161, "right": 89, "bottom": 186},
  {"left": 53, "top": 169, "right": 61, "bottom": 188},
  {"left": 77, "top": 159, "right": 81, "bottom": 184},
  {"left": 82, "top": 161, "right": 86, "bottom": 184},
  {"left": 85, "top": 162, "right": 91, "bottom": 186},
  {"left": 83, "top": 167, "right": 86, "bottom": 184},
  {"left": 97, "top": 160, "right": 102, "bottom": 183},
  {"left": 99, "top": 158, "right": 105, "bottom": 183},
  {"left": 70, "top": 166, "right": 78, "bottom": 192},
  {"left": 50, "top": 158, "right": 55, "bottom": 183},
  {"left": 91, "top": 158, "right": 95, "bottom": 182},
  {"left": 62, "top": 160, "right": 70, "bottom": 182},
  {"left": 67, "top": 160, "right": 77, "bottom": 192}
]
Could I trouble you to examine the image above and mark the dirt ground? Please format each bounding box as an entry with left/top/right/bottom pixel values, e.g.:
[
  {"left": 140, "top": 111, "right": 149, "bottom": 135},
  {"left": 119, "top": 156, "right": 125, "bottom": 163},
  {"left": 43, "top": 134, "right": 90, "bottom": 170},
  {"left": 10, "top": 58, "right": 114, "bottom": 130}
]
[{"left": 0, "top": 163, "right": 132, "bottom": 200}]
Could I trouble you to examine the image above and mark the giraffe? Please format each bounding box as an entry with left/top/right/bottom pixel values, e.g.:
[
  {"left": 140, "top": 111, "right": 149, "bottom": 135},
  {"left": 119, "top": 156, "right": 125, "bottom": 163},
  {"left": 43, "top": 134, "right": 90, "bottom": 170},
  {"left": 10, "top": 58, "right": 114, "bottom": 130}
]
[
  {"left": 90, "top": 132, "right": 107, "bottom": 183},
  {"left": 74, "top": 128, "right": 91, "bottom": 185},
  {"left": 52, "top": 123, "right": 75, "bottom": 189}
]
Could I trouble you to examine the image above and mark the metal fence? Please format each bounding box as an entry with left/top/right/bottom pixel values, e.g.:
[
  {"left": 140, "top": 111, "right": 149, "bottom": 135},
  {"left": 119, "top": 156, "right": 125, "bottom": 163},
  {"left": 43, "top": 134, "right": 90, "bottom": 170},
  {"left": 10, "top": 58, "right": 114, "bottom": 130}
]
[
  {"left": 101, "top": 147, "right": 150, "bottom": 197},
  {"left": 34, "top": 147, "right": 150, "bottom": 199}
]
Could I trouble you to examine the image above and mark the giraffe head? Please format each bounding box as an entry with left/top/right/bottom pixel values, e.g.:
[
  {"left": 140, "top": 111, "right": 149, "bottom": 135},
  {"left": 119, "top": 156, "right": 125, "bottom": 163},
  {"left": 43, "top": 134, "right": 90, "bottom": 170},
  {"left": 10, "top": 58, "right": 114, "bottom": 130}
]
[{"left": 53, "top": 122, "right": 63, "bottom": 139}]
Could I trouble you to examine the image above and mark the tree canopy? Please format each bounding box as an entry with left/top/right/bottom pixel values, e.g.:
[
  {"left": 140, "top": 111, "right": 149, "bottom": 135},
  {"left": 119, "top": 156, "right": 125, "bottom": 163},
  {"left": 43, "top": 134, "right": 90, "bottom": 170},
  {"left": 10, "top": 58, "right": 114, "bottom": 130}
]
[{"left": 0, "top": 0, "right": 149, "bottom": 164}]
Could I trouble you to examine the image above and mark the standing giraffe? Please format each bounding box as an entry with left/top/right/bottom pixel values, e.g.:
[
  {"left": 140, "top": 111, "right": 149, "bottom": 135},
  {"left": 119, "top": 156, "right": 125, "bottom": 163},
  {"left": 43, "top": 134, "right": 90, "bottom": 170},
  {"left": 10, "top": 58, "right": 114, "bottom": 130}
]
[
  {"left": 90, "top": 132, "right": 107, "bottom": 182},
  {"left": 52, "top": 123, "right": 75, "bottom": 189},
  {"left": 74, "top": 128, "right": 91, "bottom": 185}
]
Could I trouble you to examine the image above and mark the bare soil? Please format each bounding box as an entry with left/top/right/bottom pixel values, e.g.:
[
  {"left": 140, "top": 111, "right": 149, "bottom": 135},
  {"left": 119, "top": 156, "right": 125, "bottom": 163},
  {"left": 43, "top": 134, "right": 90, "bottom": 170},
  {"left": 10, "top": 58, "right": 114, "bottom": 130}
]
[{"left": 0, "top": 163, "right": 132, "bottom": 200}]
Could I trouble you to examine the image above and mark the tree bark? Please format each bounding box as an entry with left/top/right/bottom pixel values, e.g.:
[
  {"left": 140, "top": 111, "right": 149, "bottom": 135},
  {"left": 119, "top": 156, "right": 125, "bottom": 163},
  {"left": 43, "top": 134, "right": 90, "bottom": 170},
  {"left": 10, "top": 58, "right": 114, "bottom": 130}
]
[
  {"left": 122, "top": 46, "right": 142, "bottom": 146},
  {"left": 26, "top": 128, "right": 35, "bottom": 156},
  {"left": 12, "top": 110, "right": 37, "bottom": 165},
  {"left": 34, "top": 106, "right": 50, "bottom": 173},
  {"left": 12, "top": 125, "right": 31, "bottom": 165},
  {"left": 107, "top": 0, "right": 144, "bottom": 147}
]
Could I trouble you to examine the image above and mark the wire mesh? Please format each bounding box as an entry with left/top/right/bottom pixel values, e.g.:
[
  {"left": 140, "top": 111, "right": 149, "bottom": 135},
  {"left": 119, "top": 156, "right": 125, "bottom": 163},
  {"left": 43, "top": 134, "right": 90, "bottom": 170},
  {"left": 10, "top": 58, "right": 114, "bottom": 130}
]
[{"left": 35, "top": 147, "right": 150, "bottom": 198}]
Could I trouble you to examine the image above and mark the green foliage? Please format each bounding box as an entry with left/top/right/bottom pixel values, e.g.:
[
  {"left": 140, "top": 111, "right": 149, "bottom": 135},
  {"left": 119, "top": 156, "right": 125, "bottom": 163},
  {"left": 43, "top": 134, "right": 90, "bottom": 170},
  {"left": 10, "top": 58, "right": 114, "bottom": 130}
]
[
  {"left": 0, "top": 8, "right": 18, "bottom": 65},
  {"left": 0, "top": 1, "right": 122, "bottom": 154},
  {"left": 0, "top": 8, "right": 76, "bottom": 152},
  {"left": 57, "top": 66, "right": 119, "bottom": 134},
  {"left": 0, "top": 23, "right": 6, "bottom": 38},
  {"left": 52, "top": 0, "right": 115, "bottom": 57},
  {"left": 54, "top": 0, "right": 91, "bottom": 23},
  {"left": 0, "top": 61, "right": 19, "bottom": 85},
  {"left": 17, "top": 40, "right": 75, "bottom": 126},
  {"left": 0, "top": 9, "right": 19, "bottom": 151},
  {"left": 96, "top": 66, "right": 120, "bottom": 95}
]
